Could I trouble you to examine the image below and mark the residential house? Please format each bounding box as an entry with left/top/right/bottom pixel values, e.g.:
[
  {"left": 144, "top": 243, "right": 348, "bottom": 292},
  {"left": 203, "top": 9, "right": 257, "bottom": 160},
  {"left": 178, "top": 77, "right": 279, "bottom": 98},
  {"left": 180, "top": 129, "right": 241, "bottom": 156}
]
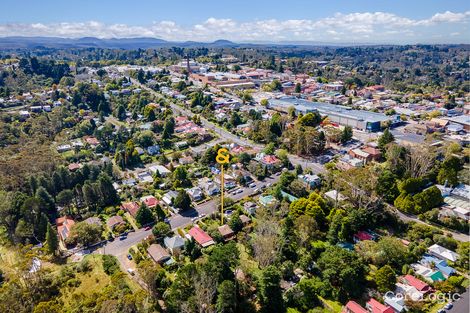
[
  {"left": 298, "top": 174, "right": 321, "bottom": 189},
  {"left": 84, "top": 217, "right": 102, "bottom": 227},
  {"left": 353, "top": 231, "right": 377, "bottom": 243},
  {"left": 68, "top": 163, "right": 81, "bottom": 171},
  {"left": 122, "top": 178, "right": 137, "bottom": 187},
  {"left": 147, "top": 145, "right": 161, "bottom": 156},
  {"left": 188, "top": 226, "right": 215, "bottom": 247},
  {"left": 427, "top": 244, "right": 460, "bottom": 263},
  {"left": 218, "top": 225, "right": 235, "bottom": 241},
  {"left": 411, "top": 263, "right": 445, "bottom": 283},
  {"left": 239, "top": 214, "right": 251, "bottom": 226},
  {"left": 175, "top": 141, "right": 188, "bottom": 150},
  {"left": 280, "top": 190, "right": 298, "bottom": 202},
  {"left": 324, "top": 190, "right": 347, "bottom": 203},
  {"left": 255, "top": 153, "right": 282, "bottom": 170},
  {"left": 141, "top": 195, "right": 159, "bottom": 208},
  {"left": 187, "top": 187, "right": 203, "bottom": 201},
  {"left": 56, "top": 216, "right": 75, "bottom": 244},
  {"left": 200, "top": 179, "right": 220, "bottom": 196},
  {"left": 84, "top": 136, "right": 100, "bottom": 147},
  {"left": 420, "top": 254, "right": 455, "bottom": 278},
  {"left": 162, "top": 190, "right": 179, "bottom": 206},
  {"left": 426, "top": 118, "right": 449, "bottom": 132},
  {"left": 147, "top": 244, "right": 171, "bottom": 264},
  {"left": 136, "top": 171, "right": 153, "bottom": 183},
  {"left": 164, "top": 236, "right": 185, "bottom": 255},
  {"left": 383, "top": 293, "right": 406, "bottom": 313},
  {"left": 259, "top": 195, "right": 277, "bottom": 207},
  {"left": 362, "top": 146, "right": 381, "bottom": 161},
  {"left": 149, "top": 164, "right": 171, "bottom": 177},
  {"left": 395, "top": 283, "right": 423, "bottom": 301},
  {"left": 337, "top": 155, "right": 364, "bottom": 170},
  {"left": 57, "top": 144, "right": 72, "bottom": 153},
  {"left": 121, "top": 201, "right": 140, "bottom": 218},
  {"left": 366, "top": 298, "right": 394, "bottom": 313},
  {"left": 243, "top": 201, "right": 257, "bottom": 215},
  {"left": 179, "top": 156, "right": 194, "bottom": 165},
  {"left": 400, "top": 275, "right": 432, "bottom": 295},
  {"left": 107, "top": 215, "right": 125, "bottom": 230},
  {"left": 342, "top": 301, "right": 368, "bottom": 313}
]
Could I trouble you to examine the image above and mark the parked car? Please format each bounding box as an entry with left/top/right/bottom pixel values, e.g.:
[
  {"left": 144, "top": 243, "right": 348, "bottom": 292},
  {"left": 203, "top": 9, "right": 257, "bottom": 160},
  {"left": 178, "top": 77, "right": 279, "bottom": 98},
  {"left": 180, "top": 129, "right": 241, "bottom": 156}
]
[
  {"left": 119, "top": 235, "right": 127, "bottom": 240},
  {"left": 144, "top": 226, "right": 151, "bottom": 231},
  {"left": 444, "top": 303, "right": 453, "bottom": 310},
  {"left": 248, "top": 183, "right": 256, "bottom": 188},
  {"left": 127, "top": 254, "right": 133, "bottom": 260},
  {"left": 127, "top": 268, "right": 135, "bottom": 275}
]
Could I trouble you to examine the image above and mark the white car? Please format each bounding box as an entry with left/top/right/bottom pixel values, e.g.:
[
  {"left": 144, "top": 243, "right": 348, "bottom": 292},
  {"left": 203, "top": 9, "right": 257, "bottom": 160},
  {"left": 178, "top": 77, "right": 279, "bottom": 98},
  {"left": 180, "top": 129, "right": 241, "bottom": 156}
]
[
  {"left": 249, "top": 183, "right": 256, "bottom": 188},
  {"left": 127, "top": 268, "right": 135, "bottom": 275}
]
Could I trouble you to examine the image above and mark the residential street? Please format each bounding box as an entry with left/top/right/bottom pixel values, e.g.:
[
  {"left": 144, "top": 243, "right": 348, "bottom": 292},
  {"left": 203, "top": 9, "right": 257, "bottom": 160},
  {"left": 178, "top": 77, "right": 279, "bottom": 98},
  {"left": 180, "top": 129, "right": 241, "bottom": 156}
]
[
  {"left": 389, "top": 206, "right": 470, "bottom": 242},
  {"left": 95, "top": 174, "right": 281, "bottom": 265},
  {"left": 447, "top": 288, "right": 470, "bottom": 313}
]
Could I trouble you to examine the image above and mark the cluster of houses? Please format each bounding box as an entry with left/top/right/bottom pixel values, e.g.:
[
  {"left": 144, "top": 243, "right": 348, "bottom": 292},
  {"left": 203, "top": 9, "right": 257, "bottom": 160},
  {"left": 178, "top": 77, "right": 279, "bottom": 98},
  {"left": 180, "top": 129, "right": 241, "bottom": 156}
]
[
  {"left": 342, "top": 243, "right": 461, "bottom": 313},
  {"left": 146, "top": 218, "right": 251, "bottom": 266}
]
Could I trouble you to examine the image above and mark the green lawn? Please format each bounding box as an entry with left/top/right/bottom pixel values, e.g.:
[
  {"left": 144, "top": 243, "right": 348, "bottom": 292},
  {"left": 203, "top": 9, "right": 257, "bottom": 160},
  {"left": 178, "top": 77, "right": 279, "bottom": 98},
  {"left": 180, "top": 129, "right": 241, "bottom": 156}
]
[
  {"left": 319, "top": 296, "right": 343, "bottom": 313},
  {"left": 236, "top": 243, "right": 261, "bottom": 277},
  {"left": 124, "top": 212, "right": 139, "bottom": 230}
]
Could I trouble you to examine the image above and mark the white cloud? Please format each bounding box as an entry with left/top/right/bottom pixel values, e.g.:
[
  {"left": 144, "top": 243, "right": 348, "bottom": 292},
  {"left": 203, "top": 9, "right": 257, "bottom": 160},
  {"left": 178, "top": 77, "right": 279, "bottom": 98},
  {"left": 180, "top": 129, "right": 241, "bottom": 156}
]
[{"left": 0, "top": 11, "right": 469, "bottom": 43}]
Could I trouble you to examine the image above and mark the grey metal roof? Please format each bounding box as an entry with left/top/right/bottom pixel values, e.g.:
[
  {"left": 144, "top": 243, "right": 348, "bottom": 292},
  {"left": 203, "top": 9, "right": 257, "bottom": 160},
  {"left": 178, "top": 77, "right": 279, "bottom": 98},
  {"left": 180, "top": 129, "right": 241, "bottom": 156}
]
[{"left": 270, "top": 97, "right": 393, "bottom": 123}]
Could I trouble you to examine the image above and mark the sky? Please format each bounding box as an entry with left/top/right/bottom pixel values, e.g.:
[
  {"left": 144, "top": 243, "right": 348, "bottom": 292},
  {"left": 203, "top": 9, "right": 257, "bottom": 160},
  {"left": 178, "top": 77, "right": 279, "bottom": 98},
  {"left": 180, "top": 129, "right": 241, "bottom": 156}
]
[{"left": 0, "top": 0, "right": 469, "bottom": 44}]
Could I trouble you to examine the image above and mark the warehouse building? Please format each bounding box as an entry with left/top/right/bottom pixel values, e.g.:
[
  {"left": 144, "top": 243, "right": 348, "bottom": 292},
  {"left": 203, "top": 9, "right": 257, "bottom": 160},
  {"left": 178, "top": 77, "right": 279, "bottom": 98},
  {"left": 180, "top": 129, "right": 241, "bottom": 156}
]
[{"left": 269, "top": 97, "right": 399, "bottom": 132}]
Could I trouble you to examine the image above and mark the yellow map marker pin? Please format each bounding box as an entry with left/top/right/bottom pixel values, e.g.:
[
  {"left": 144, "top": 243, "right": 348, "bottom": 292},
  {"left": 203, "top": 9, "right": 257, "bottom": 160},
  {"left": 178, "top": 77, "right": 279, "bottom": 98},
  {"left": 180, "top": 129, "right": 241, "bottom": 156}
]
[{"left": 216, "top": 148, "right": 230, "bottom": 224}]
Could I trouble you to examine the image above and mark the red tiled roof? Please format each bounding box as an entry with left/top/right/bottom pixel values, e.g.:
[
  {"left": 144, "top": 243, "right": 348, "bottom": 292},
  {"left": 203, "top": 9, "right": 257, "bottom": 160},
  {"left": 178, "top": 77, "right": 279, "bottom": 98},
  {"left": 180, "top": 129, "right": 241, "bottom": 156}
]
[
  {"left": 362, "top": 146, "right": 381, "bottom": 156},
  {"left": 354, "top": 231, "right": 373, "bottom": 241},
  {"left": 142, "top": 196, "right": 158, "bottom": 208},
  {"left": 56, "top": 216, "right": 75, "bottom": 241},
  {"left": 121, "top": 201, "right": 140, "bottom": 217},
  {"left": 188, "top": 226, "right": 214, "bottom": 247},
  {"left": 85, "top": 137, "right": 100, "bottom": 145},
  {"left": 367, "top": 298, "right": 394, "bottom": 313},
  {"left": 342, "top": 301, "right": 368, "bottom": 313},
  {"left": 403, "top": 275, "right": 430, "bottom": 292},
  {"left": 68, "top": 163, "right": 81, "bottom": 171},
  {"left": 262, "top": 155, "right": 280, "bottom": 165}
]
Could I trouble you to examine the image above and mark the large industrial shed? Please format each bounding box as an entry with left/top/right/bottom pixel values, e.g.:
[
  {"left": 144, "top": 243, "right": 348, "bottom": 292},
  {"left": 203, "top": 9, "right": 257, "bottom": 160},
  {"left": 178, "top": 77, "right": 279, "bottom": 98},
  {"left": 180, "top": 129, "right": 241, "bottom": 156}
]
[{"left": 269, "top": 97, "right": 399, "bottom": 132}]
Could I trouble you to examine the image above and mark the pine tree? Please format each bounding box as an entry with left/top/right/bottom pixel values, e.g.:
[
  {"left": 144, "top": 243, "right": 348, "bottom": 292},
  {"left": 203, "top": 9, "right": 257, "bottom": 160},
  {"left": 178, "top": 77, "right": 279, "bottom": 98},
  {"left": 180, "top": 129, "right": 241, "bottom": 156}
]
[
  {"left": 378, "top": 128, "right": 395, "bottom": 150},
  {"left": 135, "top": 204, "right": 155, "bottom": 226},
  {"left": 46, "top": 222, "right": 59, "bottom": 255}
]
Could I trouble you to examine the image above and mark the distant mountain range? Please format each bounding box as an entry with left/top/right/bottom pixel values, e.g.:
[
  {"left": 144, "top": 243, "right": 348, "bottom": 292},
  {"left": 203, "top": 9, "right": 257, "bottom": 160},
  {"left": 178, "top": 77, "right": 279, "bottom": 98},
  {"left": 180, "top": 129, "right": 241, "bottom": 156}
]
[
  {"left": 0, "top": 36, "right": 464, "bottom": 50},
  {"left": 0, "top": 36, "right": 378, "bottom": 49},
  {"left": 0, "top": 36, "right": 245, "bottom": 49}
]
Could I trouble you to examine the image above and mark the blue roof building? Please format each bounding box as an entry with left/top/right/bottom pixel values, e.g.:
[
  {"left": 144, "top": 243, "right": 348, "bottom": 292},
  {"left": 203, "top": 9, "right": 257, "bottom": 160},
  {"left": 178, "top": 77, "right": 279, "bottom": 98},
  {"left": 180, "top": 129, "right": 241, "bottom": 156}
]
[{"left": 420, "top": 254, "right": 456, "bottom": 278}]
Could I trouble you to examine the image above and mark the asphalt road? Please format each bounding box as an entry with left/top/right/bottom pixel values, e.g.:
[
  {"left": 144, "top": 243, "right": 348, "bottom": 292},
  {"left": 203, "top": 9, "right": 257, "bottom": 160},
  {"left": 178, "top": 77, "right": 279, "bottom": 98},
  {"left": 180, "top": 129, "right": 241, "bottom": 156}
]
[
  {"left": 95, "top": 174, "right": 280, "bottom": 261},
  {"left": 447, "top": 288, "right": 469, "bottom": 313},
  {"left": 389, "top": 205, "right": 469, "bottom": 242},
  {"left": 169, "top": 174, "right": 280, "bottom": 229}
]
